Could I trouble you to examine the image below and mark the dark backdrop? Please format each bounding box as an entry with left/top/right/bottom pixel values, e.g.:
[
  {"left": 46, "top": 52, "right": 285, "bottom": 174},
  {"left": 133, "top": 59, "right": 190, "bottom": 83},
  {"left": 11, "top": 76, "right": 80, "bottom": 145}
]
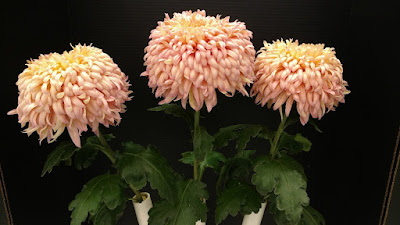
[{"left": 1, "top": 0, "right": 398, "bottom": 224}]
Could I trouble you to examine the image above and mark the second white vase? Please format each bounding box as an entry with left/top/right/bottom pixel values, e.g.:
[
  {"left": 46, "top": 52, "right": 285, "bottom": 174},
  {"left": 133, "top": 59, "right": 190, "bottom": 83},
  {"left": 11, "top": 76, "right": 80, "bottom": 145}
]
[
  {"left": 132, "top": 192, "right": 153, "bottom": 225},
  {"left": 241, "top": 202, "right": 267, "bottom": 225}
]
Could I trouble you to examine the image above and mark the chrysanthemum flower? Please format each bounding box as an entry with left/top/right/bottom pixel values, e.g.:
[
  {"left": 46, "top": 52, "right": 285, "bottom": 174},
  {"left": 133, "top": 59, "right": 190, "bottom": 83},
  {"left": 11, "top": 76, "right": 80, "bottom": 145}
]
[
  {"left": 141, "top": 10, "right": 256, "bottom": 112},
  {"left": 8, "top": 44, "right": 132, "bottom": 147},
  {"left": 251, "top": 39, "right": 350, "bottom": 125}
]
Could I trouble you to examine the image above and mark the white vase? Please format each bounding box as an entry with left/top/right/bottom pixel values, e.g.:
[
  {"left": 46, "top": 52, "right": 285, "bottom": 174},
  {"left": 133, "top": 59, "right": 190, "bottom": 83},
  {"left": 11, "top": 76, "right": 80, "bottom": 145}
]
[
  {"left": 132, "top": 192, "right": 153, "bottom": 225},
  {"left": 242, "top": 202, "right": 267, "bottom": 225}
]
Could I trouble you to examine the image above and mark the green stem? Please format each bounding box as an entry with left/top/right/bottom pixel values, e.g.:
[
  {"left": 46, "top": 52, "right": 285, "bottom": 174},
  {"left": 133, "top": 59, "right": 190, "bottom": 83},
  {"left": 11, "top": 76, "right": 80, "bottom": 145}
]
[
  {"left": 270, "top": 113, "right": 287, "bottom": 159},
  {"left": 130, "top": 184, "right": 143, "bottom": 203},
  {"left": 193, "top": 110, "right": 200, "bottom": 181},
  {"left": 194, "top": 159, "right": 199, "bottom": 180},
  {"left": 97, "top": 131, "right": 116, "bottom": 164},
  {"left": 194, "top": 110, "right": 200, "bottom": 129},
  {"left": 198, "top": 166, "right": 205, "bottom": 181},
  {"left": 215, "top": 166, "right": 226, "bottom": 194},
  {"left": 97, "top": 131, "right": 142, "bottom": 202}
]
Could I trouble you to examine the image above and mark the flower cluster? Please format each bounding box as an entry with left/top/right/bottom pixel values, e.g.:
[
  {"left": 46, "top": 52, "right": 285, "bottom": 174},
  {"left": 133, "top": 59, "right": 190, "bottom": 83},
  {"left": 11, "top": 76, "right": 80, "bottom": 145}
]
[
  {"left": 9, "top": 10, "right": 351, "bottom": 147},
  {"left": 251, "top": 39, "right": 350, "bottom": 125},
  {"left": 8, "top": 44, "right": 132, "bottom": 147},
  {"left": 141, "top": 10, "right": 256, "bottom": 112}
]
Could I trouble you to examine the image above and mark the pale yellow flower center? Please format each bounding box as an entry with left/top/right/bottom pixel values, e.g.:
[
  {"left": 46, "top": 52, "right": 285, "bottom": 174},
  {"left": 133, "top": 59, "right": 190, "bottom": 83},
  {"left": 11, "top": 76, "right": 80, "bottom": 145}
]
[
  {"left": 264, "top": 40, "right": 336, "bottom": 65},
  {"left": 160, "top": 11, "right": 231, "bottom": 44}
]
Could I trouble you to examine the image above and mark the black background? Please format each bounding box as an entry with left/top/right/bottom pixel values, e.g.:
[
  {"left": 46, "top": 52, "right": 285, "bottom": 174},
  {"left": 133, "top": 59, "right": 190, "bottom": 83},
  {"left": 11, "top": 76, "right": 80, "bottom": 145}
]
[{"left": 1, "top": 0, "right": 399, "bottom": 224}]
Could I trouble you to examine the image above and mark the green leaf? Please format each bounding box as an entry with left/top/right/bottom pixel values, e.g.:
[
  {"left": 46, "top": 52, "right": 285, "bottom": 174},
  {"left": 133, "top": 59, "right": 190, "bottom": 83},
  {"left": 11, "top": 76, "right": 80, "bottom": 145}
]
[
  {"left": 277, "top": 153, "right": 307, "bottom": 182},
  {"left": 213, "top": 124, "right": 265, "bottom": 152},
  {"left": 103, "top": 133, "right": 116, "bottom": 141},
  {"left": 148, "top": 179, "right": 208, "bottom": 225},
  {"left": 241, "top": 184, "right": 264, "bottom": 215},
  {"left": 68, "top": 174, "right": 125, "bottom": 225},
  {"left": 213, "top": 125, "right": 246, "bottom": 149},
  {"left": 215, "top": 180, "right": 263, "bottom": 224},
  {"left": 64, "top": 158, "right": 73, "bottom": 166},
  {"left": 86, "top": 134, "right": 115, "bottom": 144},
  {"left": 73, "top": 134, "right": 114, "bottom": 170},
  {"left": 116, "top": 142, "right": 177, "bottom": 201},
  {"left": 200, "top": 151, "right": 227, "bottom": 172},
  {"left": 268, "top": 195, "right": 325, "bottom": 225},
  {"left": 240, "top": 149, "right": 257, "bottom": 159},
  {"left": 257, "top": 126, "right": 274, "bottom": 140},
  {"left": 216, "top": 150, "right": 255, "bottom": 194},
  {"left": 148, "top": 104, "right": 194, "bottom": 129},
  {"left": 300, "top": 205, "right": 325, "bottom": 225},
  {"left": 308, "top": 119, "right": 323, "bottom": 133},
  {"left": 93, "top": 202, "right": 126, "bottom": 225},
  {"left": 252, "top": 154, "right": 309, "bottom": 224},
  {"left": 42, "top": 141, "right": 77, "bottom": 176},
  {"left": 42, "top": 134, "right": 115, "bottom": 176},
  {"left": 116, "top": 143, "right": 147, "bottom": 190},
  {"left": 147, "top": 201, "right": 175, "bottom": 225},
  {"left": 193, "top": 126, "right": 214, "bottom": 161},
  {"left": 279, "top": 132, "right": 312, "bottom": 155},
  {"left": 180, "top": 151, "right": 227, "bottom": 172},
  {"left": 267, "top": 194, "right": 292, "bottom": 225},
  {"left": 74, "top": 143, "right": 101, "bottom": 170},
  {"left": 236, "top": 125, "right": 263, "bottom": 153},
  {"left": 180, "top": 151, "right": 195, "bottom": 165},
  {"left": 285, "top": 117, "right": 300, "bottom": 128},
  {"left": 224, "top": 156, "right": 253, "bottom": 181}
]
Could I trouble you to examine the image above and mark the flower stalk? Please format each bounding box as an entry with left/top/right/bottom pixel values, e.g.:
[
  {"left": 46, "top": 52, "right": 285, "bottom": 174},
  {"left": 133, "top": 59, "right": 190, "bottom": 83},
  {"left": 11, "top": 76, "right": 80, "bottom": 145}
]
[
  {"left": 98, "top": 132, "right": 116, "bottom": 164},
  {"left": 270, "top": 113, "right": 287, "bottom": 159},
  {"left": 194, "top": 159, "right": 199, "bottom": 181},
  {"left": 97, "top": 131, "right": 143, "bottom": 202},
  {"left": 193, "top": 110, "right": 201, "bottom": 181}
]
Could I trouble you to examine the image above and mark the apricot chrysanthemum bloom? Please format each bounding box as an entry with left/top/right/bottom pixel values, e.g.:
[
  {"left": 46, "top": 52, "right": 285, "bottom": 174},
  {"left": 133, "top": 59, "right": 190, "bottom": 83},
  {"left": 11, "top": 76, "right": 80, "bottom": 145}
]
[
  {"left": 141, "top": 10, "right": 256, "bottom": 112},
  {"left": 8, "top": 44, "right": 132, "bottom": 147},
  {"left": 251, "top": 39, "right": 350, "bottom": 125}
]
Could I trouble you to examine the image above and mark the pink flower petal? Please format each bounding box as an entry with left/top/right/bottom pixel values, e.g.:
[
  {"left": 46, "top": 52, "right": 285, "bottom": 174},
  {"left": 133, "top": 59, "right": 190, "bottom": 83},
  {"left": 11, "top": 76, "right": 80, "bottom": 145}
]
[
  {"left": 251, "top": 39, "right": 349, "bottom": 125},
  {"left": 8, "top": 44, "right": 132, "bottom": 146},
  {"left": 141, "top": 10, "right": 256, "bottom": 112}
]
